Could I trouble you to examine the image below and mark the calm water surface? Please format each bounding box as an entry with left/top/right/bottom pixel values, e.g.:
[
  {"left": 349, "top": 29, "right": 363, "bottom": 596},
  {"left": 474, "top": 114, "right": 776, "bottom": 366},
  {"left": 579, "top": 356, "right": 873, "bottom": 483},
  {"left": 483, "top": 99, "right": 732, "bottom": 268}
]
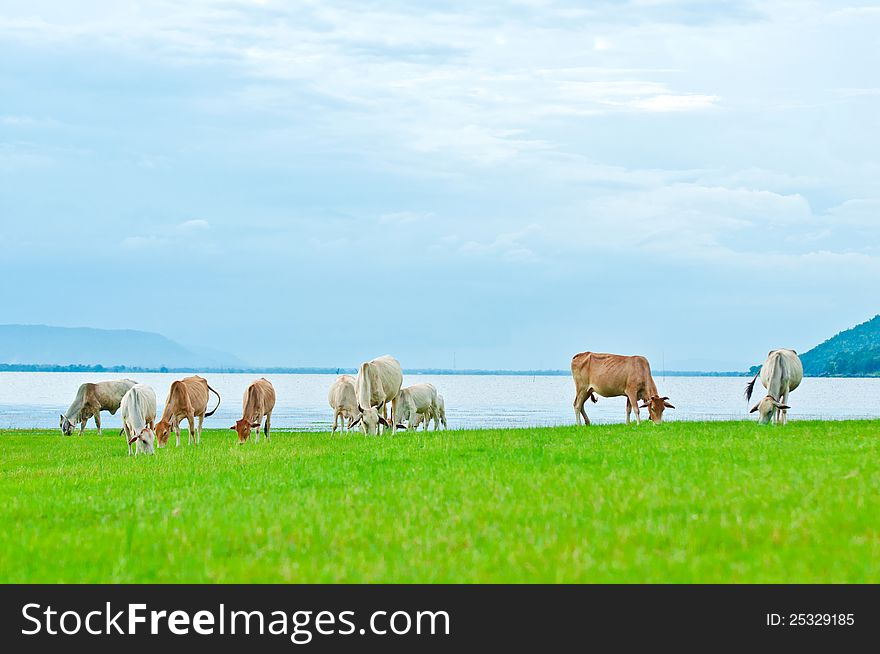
[{"left": 0, "top": 372, "right": 878, "bottom": 431}]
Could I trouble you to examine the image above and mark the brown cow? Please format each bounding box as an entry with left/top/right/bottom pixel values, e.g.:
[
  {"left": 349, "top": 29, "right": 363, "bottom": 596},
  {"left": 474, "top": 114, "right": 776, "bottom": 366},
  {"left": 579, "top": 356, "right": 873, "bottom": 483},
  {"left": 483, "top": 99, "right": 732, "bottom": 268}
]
[
  {"left": 571, "top": 352, "right": 674, "bottom": 425},
  {"left": 229, "top": 378, "right": 276, "bottom": 444},
  {"left": 154, "top": 376, "right": 221, "bottom": 447}
]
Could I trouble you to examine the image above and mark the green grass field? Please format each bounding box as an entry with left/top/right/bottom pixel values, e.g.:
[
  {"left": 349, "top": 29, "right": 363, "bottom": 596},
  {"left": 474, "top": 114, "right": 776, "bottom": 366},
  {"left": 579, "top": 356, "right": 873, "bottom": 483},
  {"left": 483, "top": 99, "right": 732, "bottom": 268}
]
[{"left": 1, "top": 421, "right": 878, "bottom": 583}]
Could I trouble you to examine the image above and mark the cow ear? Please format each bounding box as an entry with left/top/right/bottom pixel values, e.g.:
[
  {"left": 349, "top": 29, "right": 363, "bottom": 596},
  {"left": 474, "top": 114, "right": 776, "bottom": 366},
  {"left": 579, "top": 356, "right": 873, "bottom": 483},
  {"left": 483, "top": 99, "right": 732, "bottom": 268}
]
[
  {"left": 661, "top": 396, "right": 669, "bottom": 400},
  {"left": 749, "top": 404, "right": 759, "bottom": 413},
  {"left": 350, "top": 417, "right": 361, "bottom": 427},
  {"left": 775, "top": 403, "right": 790, "bottom": 410},
  {"left": 128, "top": 435, "right": 138, "bottom": 445},
  {"left": 251, "top": 422, "right": 260, "bottom": 428},
  {"left": 378, "top": 416, "right": 389, "bottom": 427},
  {"left": 638, "top": 402, "right": 649, "bottom": 409},
  {"left": 229, "top": 426, "right": 236, "bottom": 430},
  {"left": 664, "top": 401, "right": 675, "bottom": 409}
]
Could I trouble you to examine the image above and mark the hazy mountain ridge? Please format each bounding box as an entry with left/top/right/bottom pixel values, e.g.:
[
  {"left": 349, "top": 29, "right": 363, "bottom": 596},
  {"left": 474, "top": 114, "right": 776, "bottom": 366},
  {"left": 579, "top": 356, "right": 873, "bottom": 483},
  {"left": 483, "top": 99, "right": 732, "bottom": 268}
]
[{"left": 0, "top": 325, "right": 245, "bottom": 369}]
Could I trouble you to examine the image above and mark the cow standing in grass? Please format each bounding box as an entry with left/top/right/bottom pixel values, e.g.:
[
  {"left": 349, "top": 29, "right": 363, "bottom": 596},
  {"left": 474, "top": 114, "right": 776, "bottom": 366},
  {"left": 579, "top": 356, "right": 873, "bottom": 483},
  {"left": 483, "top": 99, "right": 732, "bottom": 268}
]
[
  {"left": 60, "top": 379, "right": 137, "bottom": 436},
  {"left": 413, "top": 393, "right": 447, "bottom": 431},
  {"left": 155, "top": 376, "right": 220, "bottom": 447},
  {"left": 121, "top": 384, "right": 157, "bottom": 456},
  {"left": 571, "top": 352, "right": 674, "bottom": 425},
  {"left": 746, "top": 349, "right": 803, "bottom": 425},
  {"left": 230, "top": 378, "right": 275, "bottom": 443},
  {"left": 351, "top": 355, "right": 402, "bottom": 435},
  {"left": 394, "top": 383, "right": 439, "bottom": 431},
  {"left": 328, "top": 374, "right": 358, "bottom": 433}
]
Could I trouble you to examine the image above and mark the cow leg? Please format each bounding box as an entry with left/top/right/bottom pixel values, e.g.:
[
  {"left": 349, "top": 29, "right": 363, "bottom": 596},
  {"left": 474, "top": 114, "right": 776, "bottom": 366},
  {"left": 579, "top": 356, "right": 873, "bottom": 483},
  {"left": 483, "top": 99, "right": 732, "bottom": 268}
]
[
  {"left": 78, "top": 419, "right": 86, "bottom": 437},
  {"left": 175, "top": 419, "right": 181, "bottom": 447},
  {"left": 573, "top": 388, "right": 591, "bottom": 426},
  {"left": 627, "top": 393, "right": 641, "bottom": 425},
  {"left": 94, "top": 412, "right": 102, "bottom": 436},
  {"left": 784, "top": 390, "right": 790, "bottom": 425},
  {"left": 196, "top": 414, "right": 203, "bottom": 444}
]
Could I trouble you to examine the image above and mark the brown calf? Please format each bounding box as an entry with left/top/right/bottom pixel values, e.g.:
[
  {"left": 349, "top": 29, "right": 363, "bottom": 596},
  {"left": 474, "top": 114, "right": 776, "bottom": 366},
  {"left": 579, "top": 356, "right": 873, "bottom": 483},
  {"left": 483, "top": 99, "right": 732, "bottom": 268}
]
[
  {"left": 230, "top": 378, "right": 276, "bottom": 443},
  {"left": 155, "top": 376, "right": 221, "bottom": 447}
]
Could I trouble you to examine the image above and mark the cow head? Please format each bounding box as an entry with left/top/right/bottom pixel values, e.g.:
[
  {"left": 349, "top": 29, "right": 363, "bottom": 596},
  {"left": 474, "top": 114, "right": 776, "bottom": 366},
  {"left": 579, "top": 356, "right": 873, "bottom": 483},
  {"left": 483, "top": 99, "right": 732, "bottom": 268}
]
[
  {"left": 59, "top": 414, "right": 75, "bottom": 436},
  {"left": 230, "top": 418, "right": 260, "bottom": 444},
  {"left": 154, "top": 419, "right": 172, "bottom": 447},
  {"left": 128, "top": 427, "right": 155, "bottom": 455},
  {"left": 349, "top": 405, "right": 388, "bottom": 435},
  {"left": 749, "top": 395, "right": 789, "bottom": 425},
  {"left": 639, "top": 396, "right": 675, "bottom": 424}
]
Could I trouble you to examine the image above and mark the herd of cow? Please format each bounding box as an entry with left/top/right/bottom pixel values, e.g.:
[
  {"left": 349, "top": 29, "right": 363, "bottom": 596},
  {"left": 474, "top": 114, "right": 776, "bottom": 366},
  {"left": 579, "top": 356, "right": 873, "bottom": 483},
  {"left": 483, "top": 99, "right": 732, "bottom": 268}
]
[
  {"left": 56, "top": 348, "right": 804, "bottom": 456},
  {"left": 57, "top": 355, "right": 449, "bottom": 456}
]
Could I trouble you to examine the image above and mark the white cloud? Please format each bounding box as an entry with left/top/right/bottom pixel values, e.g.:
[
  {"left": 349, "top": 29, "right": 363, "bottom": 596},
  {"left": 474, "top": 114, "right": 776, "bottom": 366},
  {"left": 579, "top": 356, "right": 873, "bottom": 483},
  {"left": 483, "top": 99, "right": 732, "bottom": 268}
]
[
  {"left": 459, "top": 224, "right": 540, "bottom": 262},
  {"left": 623, "top": 93, "right": 719, "bottom": 111}
]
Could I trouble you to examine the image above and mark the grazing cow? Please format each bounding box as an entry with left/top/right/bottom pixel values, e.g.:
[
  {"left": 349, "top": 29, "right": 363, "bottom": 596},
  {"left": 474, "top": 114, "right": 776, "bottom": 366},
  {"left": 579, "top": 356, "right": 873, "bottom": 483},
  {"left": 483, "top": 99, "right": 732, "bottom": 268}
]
[
  {"left": 120, "top": 384, "right": 157, "bottom": 456},
  {"left": 230, "top": 378, "right": 275, "bottom": 443},
  {"left": 154, "top": 376, "right": 221, "bottom": 447},
  {"left": 60, "top": 379, "right": 137, "bottom": 436},
  {"left": 351, "top": 355, "right": 403, "bottom": 435},
  {"left": 745, "top": 349, "right": 803, "bottom": 425},
  {"left": 571, "top": 351, "right": 674, "bottom": 425},
  {"left": 413, "top": 393, "right": 447, "bottom": 431},
  {"left": 393, "top": 383, "right": 439, "bottom": 431},
  {"left": 328, "top": 374, "right": 358, "bottom": 433}
]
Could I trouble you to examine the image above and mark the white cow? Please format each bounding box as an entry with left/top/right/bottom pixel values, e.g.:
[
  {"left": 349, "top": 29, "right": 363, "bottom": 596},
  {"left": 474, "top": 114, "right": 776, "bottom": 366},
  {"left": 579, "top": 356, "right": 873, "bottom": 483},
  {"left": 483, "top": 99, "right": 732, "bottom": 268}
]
[
  {"left": 746, "top": 349, "right": 803, "bottom": 425},
  {"left": 328, "top": 374, "right": 358, "bottom": 433},
  {"left": 394, "top": 383, "right": 439, "bottom": 431},
  {"left": 412, "top": 393, "right": 447, "bottom": 431},
  {"left": 351, "top": 355, "right": 403, "bottom": 435},
  {"left": 60, "top": 378, "right": 137, "bottom": 436},
  {"left": 120, "top": 384, "right": 157, "bottom": 455}
]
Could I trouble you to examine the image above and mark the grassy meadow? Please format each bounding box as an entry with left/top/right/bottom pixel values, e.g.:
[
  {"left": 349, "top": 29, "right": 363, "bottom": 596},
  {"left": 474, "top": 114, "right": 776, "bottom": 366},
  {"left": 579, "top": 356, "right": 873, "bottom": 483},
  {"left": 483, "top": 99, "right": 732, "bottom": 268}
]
[{"left": 0, "top": 421, "right": 878, "bottom": 583}]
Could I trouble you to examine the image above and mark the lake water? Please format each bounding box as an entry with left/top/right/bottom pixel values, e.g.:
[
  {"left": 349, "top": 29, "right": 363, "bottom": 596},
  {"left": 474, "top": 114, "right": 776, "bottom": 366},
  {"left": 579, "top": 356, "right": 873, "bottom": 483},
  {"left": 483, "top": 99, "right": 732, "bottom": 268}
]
[{"left": 0, "top": 372, "right": 878, "bottom": 431}]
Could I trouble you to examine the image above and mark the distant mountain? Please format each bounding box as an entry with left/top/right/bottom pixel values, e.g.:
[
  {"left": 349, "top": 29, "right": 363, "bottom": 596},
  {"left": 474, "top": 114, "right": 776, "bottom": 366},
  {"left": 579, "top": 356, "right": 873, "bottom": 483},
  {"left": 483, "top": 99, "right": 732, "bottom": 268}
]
[
  {"left": 800, "top": 315, "right": 880, "bottom": 376},
  {"left": 0, "top": 324, "right": 246, "bottom": 369}
]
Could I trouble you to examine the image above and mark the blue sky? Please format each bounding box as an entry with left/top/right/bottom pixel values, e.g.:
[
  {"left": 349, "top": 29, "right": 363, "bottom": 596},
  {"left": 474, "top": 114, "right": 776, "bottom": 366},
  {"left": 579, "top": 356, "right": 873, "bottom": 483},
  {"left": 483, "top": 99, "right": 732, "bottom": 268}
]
[{"left": 1, "top": 0, "right": 878, "bottom": 370}]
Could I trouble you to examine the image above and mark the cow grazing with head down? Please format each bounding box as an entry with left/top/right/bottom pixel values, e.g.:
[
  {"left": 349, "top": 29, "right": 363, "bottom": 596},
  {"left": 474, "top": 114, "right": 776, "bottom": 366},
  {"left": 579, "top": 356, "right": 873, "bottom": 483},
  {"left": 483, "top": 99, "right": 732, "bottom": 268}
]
[
  {"left": 120, "top": 384, "right": 157, "bottom": 456},
  {"left": 230, "top": 378, "right": 275, "bottom": 444},
  {"left": 746, "top": 349, "right": 803, "bottom": 425},
  {"left": 350, "top": 355, "right": 403, "bottom": 435},
  {"left": 393, "top": 383, "right": 439, "bottom": 431},
  {"left": 154, "top": 376, "right": 220, "bottom": 447},
  {"left": 571, "top": 351, "right": 674, "bottom": 425},
  {"left": 328, "top": 374, "right": 358, "bottom": 433},
  {"left": 60, "top": 379, "right": 137, "bottom": 436},
  {"left": 412, "top": 393, "right": 447, "bottom": 431}
]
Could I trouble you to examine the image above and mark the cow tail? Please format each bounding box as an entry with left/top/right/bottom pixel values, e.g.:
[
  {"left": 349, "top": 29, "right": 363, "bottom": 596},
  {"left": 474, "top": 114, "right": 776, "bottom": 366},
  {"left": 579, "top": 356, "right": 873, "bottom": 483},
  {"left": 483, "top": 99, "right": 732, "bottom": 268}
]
[
  {"left": 205, "top": 385, "right": 221, "bottom": 417},
  {"left": 744, "top": 372, "right": 759, "bottom": 402}
]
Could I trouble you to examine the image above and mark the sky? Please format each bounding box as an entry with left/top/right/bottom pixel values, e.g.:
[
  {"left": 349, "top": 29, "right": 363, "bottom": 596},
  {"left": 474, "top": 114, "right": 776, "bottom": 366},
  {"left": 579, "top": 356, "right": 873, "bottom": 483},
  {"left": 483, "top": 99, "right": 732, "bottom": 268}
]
[{"left": 1, "top": 0, "right": 879, "bottom": 370}]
